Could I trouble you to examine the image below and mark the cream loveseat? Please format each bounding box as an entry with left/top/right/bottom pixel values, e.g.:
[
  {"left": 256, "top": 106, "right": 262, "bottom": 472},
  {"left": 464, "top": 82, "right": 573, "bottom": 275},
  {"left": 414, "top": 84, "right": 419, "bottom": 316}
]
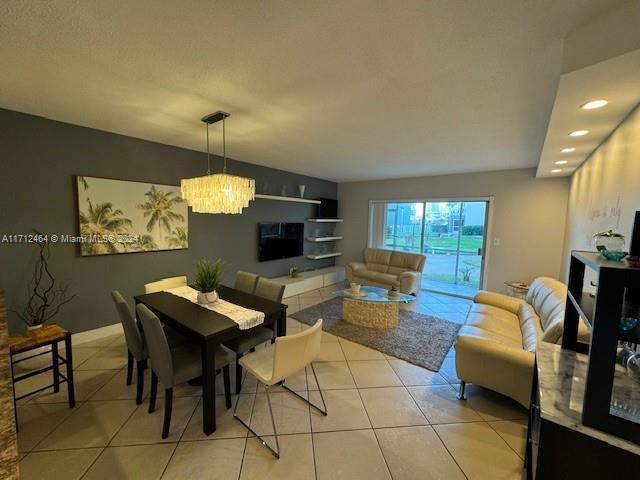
[
  {"left": 455, "top": 277, "right": 590, "bottom": 407},
  {"left": 345, "top": 248, "right": 426, "bottom": 295}
]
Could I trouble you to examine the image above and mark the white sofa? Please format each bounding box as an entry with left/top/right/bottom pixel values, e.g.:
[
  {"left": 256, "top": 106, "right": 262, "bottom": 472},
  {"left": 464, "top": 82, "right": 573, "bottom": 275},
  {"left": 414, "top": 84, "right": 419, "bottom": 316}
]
[
  {"left": 454, "top": 277, "right": 590, "bottom": 407},
  {"left": 346, "top": 248, "right": 426, "bottom": 295}
]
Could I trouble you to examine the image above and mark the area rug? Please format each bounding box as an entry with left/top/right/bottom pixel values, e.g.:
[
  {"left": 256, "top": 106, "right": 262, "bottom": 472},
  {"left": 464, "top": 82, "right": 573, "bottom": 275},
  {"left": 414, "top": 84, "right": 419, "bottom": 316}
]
[{"left": 291, "top": 298, "right": 461, "bottom": 372}]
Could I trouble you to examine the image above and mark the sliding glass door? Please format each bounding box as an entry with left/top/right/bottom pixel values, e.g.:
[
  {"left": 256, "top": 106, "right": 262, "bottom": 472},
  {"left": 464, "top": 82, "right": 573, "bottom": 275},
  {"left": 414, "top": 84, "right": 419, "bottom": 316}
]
[{"left": 369, "top": 200, "right": 489, "bottom": 297}]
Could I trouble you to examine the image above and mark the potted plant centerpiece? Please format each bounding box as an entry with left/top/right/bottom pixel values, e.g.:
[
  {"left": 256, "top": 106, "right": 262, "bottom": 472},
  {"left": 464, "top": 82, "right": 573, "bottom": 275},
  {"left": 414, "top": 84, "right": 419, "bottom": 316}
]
[
  {"left": 10, "top": 231, "right": 75, "bottom": 330},
  {"left": 193, "top": 258, "right": 224, "bottom": 305}
]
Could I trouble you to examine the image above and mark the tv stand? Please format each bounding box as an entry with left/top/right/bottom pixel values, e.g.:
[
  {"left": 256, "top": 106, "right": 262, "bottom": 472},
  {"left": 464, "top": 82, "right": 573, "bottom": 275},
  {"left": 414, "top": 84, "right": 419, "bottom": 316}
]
[{"left": 272, "top": 266, "right": 345, "bottom": 298}]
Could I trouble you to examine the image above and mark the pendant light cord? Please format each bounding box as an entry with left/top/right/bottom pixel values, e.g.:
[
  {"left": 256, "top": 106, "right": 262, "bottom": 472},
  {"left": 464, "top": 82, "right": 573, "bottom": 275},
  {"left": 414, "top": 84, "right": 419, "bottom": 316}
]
[
  {"left": 206, "top": 122, "right": 211, "bottom": 175},
  {"left": 222, "top": 116, "right": 227, "bottom": 173},
  {"left": 204, "top": 113, "right": 228, "bottom": 175}
]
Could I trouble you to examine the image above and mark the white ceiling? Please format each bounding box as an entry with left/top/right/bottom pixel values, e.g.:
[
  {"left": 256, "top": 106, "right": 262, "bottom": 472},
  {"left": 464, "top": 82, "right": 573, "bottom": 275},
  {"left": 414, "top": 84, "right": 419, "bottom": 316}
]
[
  {"left": 0, "top": 1, "right": 628, "bottom": 182},
  {"left": 537, "top": 49, "right": 640, "bottom": 178}
]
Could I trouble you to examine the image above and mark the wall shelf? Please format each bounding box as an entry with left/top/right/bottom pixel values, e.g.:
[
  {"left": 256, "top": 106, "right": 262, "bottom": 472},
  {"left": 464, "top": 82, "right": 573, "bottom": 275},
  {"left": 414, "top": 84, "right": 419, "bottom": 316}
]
[
  {"left": 307, "top": 218, "right": 343, "bottom": 223},
  {"left": 306, "top": 236, "right": 343, "bottom": 242},
  {"left": 255, "top": 194, "right": 321, "bottom": 205},
  {"left": 306, "top": 252, "right": 342, "bottom": 260}
]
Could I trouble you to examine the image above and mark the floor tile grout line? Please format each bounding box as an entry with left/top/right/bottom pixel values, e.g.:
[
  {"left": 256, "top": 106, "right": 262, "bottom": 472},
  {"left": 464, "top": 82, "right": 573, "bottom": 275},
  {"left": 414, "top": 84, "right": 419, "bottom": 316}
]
[
  {"left": 485, "top": 419, "right": 526, "bottom": 460},
  {"left": 430, "top": 422, "right": 471, "bottom": 480},
  {"left": 342, "top": 354, "right": 395, "bottom": 480}
]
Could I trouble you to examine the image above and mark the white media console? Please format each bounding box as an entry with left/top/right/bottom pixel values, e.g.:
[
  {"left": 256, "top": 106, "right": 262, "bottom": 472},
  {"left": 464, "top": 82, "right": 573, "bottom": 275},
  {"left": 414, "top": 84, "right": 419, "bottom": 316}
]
[{"left": 272, "top": 266, "right": 346, "bottom": 298}]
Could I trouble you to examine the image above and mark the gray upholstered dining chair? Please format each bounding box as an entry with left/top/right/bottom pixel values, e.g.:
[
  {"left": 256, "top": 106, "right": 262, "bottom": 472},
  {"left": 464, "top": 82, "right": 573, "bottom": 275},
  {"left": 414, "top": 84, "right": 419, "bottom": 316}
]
[
  {"left": 111, "top": 291, "right": 147, "bottom": 405},
  {"left": 223, "top": 277, "right": 286, "bottom": 394},
  {"left": 144, "top": 275, "right": 187, "bottom": 294},
  {"left": 234, "top": 271, "right": 259, "bottom": 294},
  {"left": 254, "top": 277, "right": 286, "bottom": 303},
  {"left": 136, "top": 304, "right": 234, "bottom": 439},
  {"left": 234, "top": 319, "right": 326, "bottom": 458}
]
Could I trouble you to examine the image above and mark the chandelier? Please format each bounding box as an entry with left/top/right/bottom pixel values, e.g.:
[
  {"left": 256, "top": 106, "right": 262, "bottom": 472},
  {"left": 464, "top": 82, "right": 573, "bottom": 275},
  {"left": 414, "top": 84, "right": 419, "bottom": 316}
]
[{"left": 181, "top": 111, "right": 255, "bottom": 214}]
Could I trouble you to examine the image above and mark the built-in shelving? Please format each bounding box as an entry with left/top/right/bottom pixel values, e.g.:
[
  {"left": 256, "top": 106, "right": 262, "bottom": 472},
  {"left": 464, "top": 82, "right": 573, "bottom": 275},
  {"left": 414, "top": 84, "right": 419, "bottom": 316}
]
[
  {"left": 255, "top": 194, "right": 321, "bottom": 205},
  {"left": 306, "top": 236, "right": 343, "bottom": 242},
  {"left": 306, "top": 252, "right": 342, "bottom": 260},
  {"left": 307, "top": 218, "right": 343, "bottom": 223}
]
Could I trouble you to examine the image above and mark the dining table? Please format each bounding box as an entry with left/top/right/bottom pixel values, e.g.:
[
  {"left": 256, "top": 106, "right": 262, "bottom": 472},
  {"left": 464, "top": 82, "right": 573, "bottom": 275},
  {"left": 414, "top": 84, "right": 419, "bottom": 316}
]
[{"left": 134, "top": 285, "right": 287, "bottom": 435}]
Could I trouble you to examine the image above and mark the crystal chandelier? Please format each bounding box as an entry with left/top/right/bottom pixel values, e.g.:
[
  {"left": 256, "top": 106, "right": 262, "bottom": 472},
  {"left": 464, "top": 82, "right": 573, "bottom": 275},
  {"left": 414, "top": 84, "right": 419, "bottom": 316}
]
[{"left": 181, "top": 111, "right": 255, "bottom": 214}]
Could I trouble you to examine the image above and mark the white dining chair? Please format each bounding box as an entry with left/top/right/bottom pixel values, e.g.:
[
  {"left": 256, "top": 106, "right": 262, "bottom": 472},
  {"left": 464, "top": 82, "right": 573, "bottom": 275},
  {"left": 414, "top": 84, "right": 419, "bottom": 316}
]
[
  {"left": 144, "top": 275, "right": 187, "bottom": 294},
  {"left": 233, "top": 319, "right": 327, "bottom": 458}
]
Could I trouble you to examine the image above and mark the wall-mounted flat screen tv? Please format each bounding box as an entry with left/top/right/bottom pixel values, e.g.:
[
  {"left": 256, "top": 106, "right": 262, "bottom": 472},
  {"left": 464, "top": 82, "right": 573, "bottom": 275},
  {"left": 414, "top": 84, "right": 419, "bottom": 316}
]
[{"left": 258, "top": 222, "right": 304, "bottom": 262}]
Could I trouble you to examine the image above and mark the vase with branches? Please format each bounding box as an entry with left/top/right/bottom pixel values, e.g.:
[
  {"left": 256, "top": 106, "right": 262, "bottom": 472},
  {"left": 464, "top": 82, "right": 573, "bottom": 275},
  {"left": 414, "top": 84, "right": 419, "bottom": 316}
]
[
  {"left": 193, "top": 258, "right": 224, "bottom": 304},
  {"left": 10, "top": 232, "right": 75, "bottom": 329}
]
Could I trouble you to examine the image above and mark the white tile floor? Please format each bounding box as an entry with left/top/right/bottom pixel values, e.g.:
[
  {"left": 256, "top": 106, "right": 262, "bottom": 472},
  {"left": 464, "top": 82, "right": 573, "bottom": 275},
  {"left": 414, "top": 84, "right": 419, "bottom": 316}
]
[{"left": 16, "top": 287, "right": 528, "bottom": 480}]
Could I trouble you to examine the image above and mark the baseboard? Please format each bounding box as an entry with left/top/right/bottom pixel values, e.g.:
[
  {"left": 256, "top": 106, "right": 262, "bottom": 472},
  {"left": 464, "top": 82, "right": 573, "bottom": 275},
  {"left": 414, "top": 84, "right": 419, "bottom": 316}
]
[{"left": 72, "top": 323, "right": 123, "bottom": 346}]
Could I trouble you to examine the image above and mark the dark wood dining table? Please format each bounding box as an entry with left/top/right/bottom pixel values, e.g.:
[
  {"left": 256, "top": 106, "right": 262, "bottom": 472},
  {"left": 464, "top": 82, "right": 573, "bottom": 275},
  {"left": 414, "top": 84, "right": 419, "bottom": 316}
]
[{"left": 134, "top": 285, "right": 287, "bottom": 435}]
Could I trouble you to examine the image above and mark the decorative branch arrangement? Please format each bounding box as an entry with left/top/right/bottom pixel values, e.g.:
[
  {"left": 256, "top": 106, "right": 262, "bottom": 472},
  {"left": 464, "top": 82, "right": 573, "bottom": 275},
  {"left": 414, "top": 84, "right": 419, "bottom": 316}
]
[{"left": 10, "top": 231, "right": 76, "bottom": 328}]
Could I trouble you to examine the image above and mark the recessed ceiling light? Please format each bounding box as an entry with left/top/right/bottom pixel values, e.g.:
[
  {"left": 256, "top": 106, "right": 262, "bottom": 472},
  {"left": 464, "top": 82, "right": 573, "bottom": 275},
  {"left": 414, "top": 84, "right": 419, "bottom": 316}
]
[
  {"left": 555, "top": 160, "right": 568, "bottom": 165},
  {"left": 581, "top": 99, "right": 608, "bottom": 110},
  {"left": 561, "top": 147, "right": 576, "bottom": 153},
  {"left": 551, "top": 169, "right": 562, "bottom": 173},
  {"left": 569, "top": 130, "right": 589, "bottom": 137}
]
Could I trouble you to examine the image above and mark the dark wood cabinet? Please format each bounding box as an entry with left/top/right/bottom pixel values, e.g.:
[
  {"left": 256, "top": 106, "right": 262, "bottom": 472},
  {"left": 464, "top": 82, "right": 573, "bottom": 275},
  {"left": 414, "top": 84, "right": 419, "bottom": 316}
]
[{"left": 525, "top": 343, "right": 640, "bottom": 479}]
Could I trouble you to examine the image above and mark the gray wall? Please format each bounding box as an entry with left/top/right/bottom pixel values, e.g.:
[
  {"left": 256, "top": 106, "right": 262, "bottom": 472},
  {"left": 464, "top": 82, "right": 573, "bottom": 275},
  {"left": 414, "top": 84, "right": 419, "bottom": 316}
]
[
  {"left": 337, "top": 168, "right": 570, "bottom": 293},
  {"left": 0, "top": 109, "right": 337, "bottom": 334}
]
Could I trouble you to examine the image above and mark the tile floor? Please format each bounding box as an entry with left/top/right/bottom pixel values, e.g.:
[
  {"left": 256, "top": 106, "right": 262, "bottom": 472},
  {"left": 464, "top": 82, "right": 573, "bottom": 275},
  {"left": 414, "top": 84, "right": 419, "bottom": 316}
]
[{"left": 16, "top": 286, "right": 529, "bottom": 480}]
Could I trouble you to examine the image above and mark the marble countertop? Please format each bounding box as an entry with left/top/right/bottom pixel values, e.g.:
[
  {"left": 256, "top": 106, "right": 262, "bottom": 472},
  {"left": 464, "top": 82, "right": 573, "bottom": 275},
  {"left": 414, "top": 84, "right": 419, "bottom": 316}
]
[
  {"left": 536, "top": 342, "right": 640, "bottom": 455},
  {"left": 0, "top": 292, "right": 18, "bottom": 479}
]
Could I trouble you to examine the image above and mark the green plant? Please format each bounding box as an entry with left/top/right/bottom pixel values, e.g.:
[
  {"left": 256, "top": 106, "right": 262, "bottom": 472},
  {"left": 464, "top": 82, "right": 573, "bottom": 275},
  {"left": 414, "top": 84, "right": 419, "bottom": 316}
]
[
  {"left": 461, "top": 225, "right": 484, "bottom": 236},
  {"left": 594, "top": 230, "right": 624, "bottom": 238},
  {"left": 459, "top": 258, "right": 481, "bottom": 282},
  {"left": 193, "top": 258, "right": 224, "bottom": 293}
]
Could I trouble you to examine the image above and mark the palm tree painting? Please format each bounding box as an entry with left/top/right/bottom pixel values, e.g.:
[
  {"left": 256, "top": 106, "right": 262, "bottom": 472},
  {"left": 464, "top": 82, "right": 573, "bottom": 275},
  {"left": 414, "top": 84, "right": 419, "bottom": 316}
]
[
  {"left": 79, "top": 199, "right": 133, "bottom": 255},
  {"left": 136, "top": 185, "right": 185, "bottom": 239},
  {"left": 166, "top": 226, "right": 188, "bottom": 248},
  {"left": 76, "top": 176, "right": 188, "bottom": 256}
]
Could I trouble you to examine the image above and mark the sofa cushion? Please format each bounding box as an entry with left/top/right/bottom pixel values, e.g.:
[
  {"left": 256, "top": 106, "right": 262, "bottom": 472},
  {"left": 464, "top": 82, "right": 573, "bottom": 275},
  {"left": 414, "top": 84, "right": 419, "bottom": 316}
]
[
  {"left": 518, "top": 303, "right": 543, "bottom": 352},
  {"left": 363, "top": 248, "right": 392, "bottom": 273},
  {"left": 456, "top": 325, "right": 524, "bottom": 350},
  {"left": 355, "top": 269, "right": 400, "bottom": 286},
  {"left": 466, "top": 304, "right": 522, "bottom": 342},
  {"left": 526, "top": 277, "right": 567, "bottom": 330},
  {"left": 389, "top": 251, "right": 425, "bottom": 273}
]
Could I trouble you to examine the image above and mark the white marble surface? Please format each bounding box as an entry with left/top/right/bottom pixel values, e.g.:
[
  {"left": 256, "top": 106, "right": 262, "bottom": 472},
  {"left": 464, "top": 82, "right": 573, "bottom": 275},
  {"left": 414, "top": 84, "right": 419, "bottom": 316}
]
[{"left": 536, "top": 342, "right": 640, "bottom": 455}]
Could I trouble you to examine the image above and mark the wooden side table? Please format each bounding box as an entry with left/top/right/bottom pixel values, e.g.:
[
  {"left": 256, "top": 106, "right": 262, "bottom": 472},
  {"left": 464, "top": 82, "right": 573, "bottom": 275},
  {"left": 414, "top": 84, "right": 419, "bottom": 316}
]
[{"left": 9, "top": 324, "right": 75, "bottom": 417}]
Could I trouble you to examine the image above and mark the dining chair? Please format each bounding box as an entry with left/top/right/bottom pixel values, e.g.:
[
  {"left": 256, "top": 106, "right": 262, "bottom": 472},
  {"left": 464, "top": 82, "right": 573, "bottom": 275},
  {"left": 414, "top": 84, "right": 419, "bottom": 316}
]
[
  {"left": 144, "top": 275, "right": 187, "bottom": 294},
  {"left": 234, "top": 318, "right": 326, "bottom": 458},
  {"left": 111, "top": 291, "right": 147, "bottom": 405},
  {"left": 234, "top": 271, "right": 259, "bottom": 294},
  {"left": 254, "top": 277, "right": 286, "bottom": 303},
  {"left": 224, "top": 277, "right": 286, "bottom": 394},
  {"left": 136, "top": 303, "right": 234, "bottom": 439}
]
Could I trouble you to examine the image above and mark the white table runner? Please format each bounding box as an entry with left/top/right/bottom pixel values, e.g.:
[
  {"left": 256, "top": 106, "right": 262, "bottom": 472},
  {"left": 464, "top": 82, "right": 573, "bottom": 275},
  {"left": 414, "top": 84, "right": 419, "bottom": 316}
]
[{"left": 163, "top": 286, "right": 265, "bottom": 330}]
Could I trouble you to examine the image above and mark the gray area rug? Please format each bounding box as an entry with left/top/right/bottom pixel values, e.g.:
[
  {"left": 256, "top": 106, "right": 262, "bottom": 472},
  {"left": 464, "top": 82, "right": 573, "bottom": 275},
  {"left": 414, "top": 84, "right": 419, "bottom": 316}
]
[{"left": 291, "top": 297, "right": 461, "bottom": 372}]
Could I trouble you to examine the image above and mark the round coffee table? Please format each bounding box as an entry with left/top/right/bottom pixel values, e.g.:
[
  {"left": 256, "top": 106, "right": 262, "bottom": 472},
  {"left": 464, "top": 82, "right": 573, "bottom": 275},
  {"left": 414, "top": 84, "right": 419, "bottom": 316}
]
[{"left": 332, "top": 286, "right": 416, "bottom": 329}]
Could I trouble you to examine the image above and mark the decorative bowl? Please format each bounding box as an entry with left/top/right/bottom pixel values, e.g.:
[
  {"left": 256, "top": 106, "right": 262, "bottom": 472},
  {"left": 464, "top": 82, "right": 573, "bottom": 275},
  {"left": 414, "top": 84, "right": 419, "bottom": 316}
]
[
  {"left": 620, "top": 317, "right": 639, "bottom": 332},
  {"left": 600, "top": 249, "right": 628, "bottom": 261}
]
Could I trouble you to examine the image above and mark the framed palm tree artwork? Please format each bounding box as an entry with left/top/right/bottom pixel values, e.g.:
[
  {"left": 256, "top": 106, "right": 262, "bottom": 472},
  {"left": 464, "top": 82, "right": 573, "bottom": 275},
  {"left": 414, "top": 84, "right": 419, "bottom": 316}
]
[{"left": 76, "top": 176, "right": 189, "bottom": 256}]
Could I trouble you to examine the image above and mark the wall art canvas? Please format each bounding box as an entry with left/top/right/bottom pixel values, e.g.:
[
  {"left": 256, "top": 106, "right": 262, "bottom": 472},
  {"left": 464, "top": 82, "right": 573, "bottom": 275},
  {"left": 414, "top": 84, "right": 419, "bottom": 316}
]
[{"left": 76, "top": 176, "right": 188, "bottom": 256}]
